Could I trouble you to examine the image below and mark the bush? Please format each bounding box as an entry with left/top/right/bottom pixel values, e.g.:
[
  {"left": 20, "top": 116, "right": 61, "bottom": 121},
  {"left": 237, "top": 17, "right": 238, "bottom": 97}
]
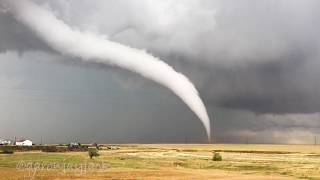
[
  {"left": 2, "top": 148, "right": 14, "bottom": 154},
  {"left": 41, "top": 146, "right": 68, "bottom": 152},
  {"left": 212, "top": 152, "right": 222, "bottom": 161},
  {"left": 88, "top": 148, "right": 100, "bottom": 159},
  {"left": 42, "top": 146, "right": 58, "bottom": 152}
]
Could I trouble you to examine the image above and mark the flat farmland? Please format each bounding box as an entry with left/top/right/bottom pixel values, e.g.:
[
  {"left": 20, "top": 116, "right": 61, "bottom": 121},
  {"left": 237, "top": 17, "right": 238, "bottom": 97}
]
[{"left": 0, "top": 144, "right": 320, "bottom": 179}]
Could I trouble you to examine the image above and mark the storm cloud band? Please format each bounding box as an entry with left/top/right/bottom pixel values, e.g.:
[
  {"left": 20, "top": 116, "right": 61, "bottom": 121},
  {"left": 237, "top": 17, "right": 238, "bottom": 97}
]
[{"left": 0, "top": 0, "right": 211, "bottom": 139}]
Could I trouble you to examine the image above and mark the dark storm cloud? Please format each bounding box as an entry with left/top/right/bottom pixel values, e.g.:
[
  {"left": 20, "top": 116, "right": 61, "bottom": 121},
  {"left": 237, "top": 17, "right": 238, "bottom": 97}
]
[
  {"left": 0, "top": 13, "right": 51, "bottom": 52},
  {"left": 1, "top": 0, "right": 320, "bottom": 115},
  {"left": 202, "top": 57, "right": 320, "bottom": 114},
  {"left": 165, "top": 48, "right": 320, "bottom": 114},
  {"left": 151, "top": 0, "right": 320, "bottom": 114},
  {"left": 1, "top": 0, "right": 320, "bottom": 143}
]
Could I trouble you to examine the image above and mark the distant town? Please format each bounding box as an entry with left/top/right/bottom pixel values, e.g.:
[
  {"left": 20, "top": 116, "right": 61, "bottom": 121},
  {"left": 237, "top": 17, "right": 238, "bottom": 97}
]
[
  {"left": 0, "top": 137, "right": 84, "bottom": 147},
  {"left": 0, "top": 138, "right": 32, "bottom": 146}
]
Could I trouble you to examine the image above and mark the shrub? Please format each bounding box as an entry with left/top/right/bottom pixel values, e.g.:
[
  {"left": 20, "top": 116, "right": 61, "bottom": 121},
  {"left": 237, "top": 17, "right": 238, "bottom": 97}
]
[
  {"left": 2, "top": 148, "right": 14, "bottom": 154},
  {"left": 88, "top": 148, "right": 100, "bottom": 159},
  {"left": 42, "top": 146, "right": 58, "bottom": 152},
  {"left": 41, "top": 146, "right": 68, "bottom": 152},
  {"left": 212, "top": 152, "right": 222, "bottom": 161}
]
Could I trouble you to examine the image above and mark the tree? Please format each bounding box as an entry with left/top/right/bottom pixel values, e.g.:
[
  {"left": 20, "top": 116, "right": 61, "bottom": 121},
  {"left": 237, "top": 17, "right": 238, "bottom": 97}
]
[{"left": 88, "top": 148, "right": 100, "bottom": 159}]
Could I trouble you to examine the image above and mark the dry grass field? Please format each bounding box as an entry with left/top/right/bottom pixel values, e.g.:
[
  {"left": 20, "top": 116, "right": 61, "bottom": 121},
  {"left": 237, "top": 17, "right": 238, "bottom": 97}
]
[{"left": 1, "top": 144, "right": 320, "bottom": 179}]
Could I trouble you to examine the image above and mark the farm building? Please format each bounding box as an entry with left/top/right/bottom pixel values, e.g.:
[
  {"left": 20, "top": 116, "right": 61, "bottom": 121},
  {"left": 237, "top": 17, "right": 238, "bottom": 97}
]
[
  {"left": 68, "top": 142, "right": 81, "bottom": 148},
  {"left": 15, "top": 139, "right": 32, "bottom": 146},
  {"left": 0, "top": 139, "right": 12, "bottom": 145}
]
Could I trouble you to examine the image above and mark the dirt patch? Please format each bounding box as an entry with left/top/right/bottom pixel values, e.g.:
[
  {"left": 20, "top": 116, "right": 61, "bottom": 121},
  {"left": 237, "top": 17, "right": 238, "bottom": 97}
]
[{"left": 0, "top": 167, "right": 294, "bottom": 180}]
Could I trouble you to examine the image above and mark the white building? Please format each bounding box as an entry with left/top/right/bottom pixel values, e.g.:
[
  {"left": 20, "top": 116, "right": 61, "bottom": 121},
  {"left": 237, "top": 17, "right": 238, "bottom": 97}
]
[
  {"left": 15, "top": 139, "right": 32, "bottom": 146},
  {"left": 0, "top": 139, "right": 12, "bottom": 145}
]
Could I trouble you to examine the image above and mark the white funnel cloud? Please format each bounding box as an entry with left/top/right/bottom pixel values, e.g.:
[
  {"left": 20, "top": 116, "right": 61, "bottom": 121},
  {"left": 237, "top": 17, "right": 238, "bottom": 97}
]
[{"left": 1, "top": 0, "right": 211, "bottom": 140}]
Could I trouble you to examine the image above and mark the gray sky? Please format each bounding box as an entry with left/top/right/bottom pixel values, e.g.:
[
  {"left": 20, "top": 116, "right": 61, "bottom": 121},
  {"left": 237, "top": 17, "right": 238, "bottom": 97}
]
[{"left": 0, "top": 0, "right": 320, "bottom": 144}]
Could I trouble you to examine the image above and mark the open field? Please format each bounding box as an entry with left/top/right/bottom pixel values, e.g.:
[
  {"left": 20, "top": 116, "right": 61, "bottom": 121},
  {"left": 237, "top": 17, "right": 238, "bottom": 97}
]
[{"left": 1, "top": 144, "right": 320, "bottom": 179}]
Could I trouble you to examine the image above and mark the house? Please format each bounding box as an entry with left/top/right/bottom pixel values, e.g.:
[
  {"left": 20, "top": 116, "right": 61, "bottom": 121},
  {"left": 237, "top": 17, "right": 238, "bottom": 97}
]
[
  {"left": 68, "top": 142, "right": 81, "bottom": 148},
  {"left": 0, "top": 139, "right": 12, "bottom": 145},
  {"left": 15, "top": 139, "right": 32, "bottom": 146}
]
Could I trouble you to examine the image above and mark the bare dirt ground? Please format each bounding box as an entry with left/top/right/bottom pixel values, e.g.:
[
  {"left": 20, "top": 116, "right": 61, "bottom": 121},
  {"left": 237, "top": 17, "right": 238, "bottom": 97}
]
[{"left": 0, "top": 167, "right": 292, "bottom": 180}]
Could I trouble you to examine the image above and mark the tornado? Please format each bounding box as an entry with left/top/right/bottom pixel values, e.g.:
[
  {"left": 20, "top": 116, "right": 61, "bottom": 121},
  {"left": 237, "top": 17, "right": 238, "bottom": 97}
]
[{"left": 1, "top": 0, "right": 211, "bottom": 140}]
